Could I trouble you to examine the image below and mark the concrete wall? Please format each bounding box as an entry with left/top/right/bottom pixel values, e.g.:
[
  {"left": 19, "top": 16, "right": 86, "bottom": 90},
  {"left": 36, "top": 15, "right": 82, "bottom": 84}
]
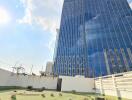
[
  {"left": 0, "top": 68, "right": 58, "bottom": 89},
  {"left": 95, "top": 71, "right": 132, "bottom": 99},
  {"left": 60, "top": 76, "right": 95, "bottom": 93},
  {"left": 1, "top": 68, "right": 132, "bottom": 99}
]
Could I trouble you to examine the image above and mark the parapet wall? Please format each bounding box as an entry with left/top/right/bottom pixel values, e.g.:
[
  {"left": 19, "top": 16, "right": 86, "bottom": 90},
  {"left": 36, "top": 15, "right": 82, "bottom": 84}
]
[
  {"left": 0, "top": 68, "right": 58, "bottom": 90},
  {"left": 60, "top": 76, "right": 95, "bottom": 93},
  {"left": 95, "top": 71, "right": 132, "bottom": 99}
]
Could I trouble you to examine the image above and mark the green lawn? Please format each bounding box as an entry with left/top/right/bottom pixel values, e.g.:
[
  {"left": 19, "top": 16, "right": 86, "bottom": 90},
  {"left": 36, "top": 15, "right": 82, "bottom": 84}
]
[
  {"left": 0, "top": 90, "right": 130, "bottom": 100},
  {"left": 0, "top": 90, "right": 94, "bottom": 100}
]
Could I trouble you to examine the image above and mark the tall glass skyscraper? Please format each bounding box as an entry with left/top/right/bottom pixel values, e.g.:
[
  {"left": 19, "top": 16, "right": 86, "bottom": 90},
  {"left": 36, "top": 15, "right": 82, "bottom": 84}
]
[{"left": 54, "top": 0, "right": 132, "bottom": 77}]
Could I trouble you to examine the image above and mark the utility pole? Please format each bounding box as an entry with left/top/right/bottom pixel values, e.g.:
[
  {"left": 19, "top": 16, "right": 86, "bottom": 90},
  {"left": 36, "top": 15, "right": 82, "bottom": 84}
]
[{"left": 30, "top": 65, "right": 33, "bottom": 75}]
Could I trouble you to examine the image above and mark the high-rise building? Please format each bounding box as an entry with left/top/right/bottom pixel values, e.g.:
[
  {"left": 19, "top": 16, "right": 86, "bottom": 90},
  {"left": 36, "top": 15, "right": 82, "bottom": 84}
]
[
  {"left": 45, "top": 62, "right": 53, "bottom": 74},
  {"left": 54, "top": 0, "right": 132, "bottom": 77}
]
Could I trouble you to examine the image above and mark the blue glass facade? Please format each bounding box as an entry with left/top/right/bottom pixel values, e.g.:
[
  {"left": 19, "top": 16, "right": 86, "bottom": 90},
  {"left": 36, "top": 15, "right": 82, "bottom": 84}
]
[{"left": 54, "top": 0, "right": 132, "bottom": 77}]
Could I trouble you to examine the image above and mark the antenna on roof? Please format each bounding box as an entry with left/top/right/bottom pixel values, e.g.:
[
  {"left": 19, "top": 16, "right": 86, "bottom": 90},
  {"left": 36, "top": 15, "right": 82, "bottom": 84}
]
[
  {"left": 11, "top": 61, "right": 19, "bottom": 76},
  {"left": 30, "top": 65, "right": 33, "bottom": 75},
  {"left": 30, "top": 65, "right": 36, "bottom": 76},
  {"left": 40, "top": 66, "right": 46, "bottom": 77},
  {"left": 11, "top": 63, "right": 25, "bottom": 76}
]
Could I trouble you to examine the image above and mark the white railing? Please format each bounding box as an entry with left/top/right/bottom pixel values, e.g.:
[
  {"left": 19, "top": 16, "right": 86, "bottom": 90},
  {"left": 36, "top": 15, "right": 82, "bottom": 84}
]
[{"left": 95, "top": 71, "right": 132, "bottom": 99}]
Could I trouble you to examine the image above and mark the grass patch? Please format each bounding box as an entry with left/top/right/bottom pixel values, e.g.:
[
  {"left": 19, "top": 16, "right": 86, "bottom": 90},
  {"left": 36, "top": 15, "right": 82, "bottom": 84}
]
[
  {"left": 0, "top": 90, "right": 130, "bottom": 100},
  {"left": 0, "top": 86, "right": 24, "bottom": 94},
  {"left": 63, "top": 91, "right": 98, "bottom": 97},
  {"left": 83, "top": 97, "right": 89, "bottom": 100},
  {"left": 104, "top": 95, "right": 130, "bottom": 100},
  {"left": 59, "top": 93, "right": 62, "bottom": 96}
]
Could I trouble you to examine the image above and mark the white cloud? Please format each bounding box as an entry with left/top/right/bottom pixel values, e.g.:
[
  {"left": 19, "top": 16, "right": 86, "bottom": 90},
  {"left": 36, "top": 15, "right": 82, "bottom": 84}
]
[
  {"left": 18, "top": 0, "right": 34, "bottom": 25},
  {"left": 18, "top": 0, "right": 64, "bottom": 53},
  {"left": 35, "top": 16, "right": 59, "bottom": 53},
  {"left": 129, "top": 2, "right": 132, "bottom": 9},
  {"left": 35, "top": 16, "right": 58, "bottom": 34}
]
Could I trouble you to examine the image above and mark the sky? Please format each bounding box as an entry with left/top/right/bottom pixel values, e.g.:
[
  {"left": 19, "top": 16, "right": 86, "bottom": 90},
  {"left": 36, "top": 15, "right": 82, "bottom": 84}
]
[
  {"left": 0, "top": 0, "right": 131, "bottom": 74},
  {"left": 0, "top": 0, "right": 64, "bottom": 74}
]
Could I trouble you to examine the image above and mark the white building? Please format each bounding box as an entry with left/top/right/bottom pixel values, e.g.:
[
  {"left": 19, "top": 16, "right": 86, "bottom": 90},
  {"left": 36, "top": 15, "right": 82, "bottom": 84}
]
[{"left": 45, "top": 62, "right": 53, "bottom": 75}]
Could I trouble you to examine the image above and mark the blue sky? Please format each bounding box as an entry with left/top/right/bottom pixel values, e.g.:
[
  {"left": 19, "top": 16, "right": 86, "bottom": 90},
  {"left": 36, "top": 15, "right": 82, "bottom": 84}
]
[
  {"left": 0, "top": 0, "right": 131, "bottom": 74},
  {"left": 128, "top": 0, "right": 132, "bottom": 2},
  {"left": 0, "top": 0, "right": 63, "bottom": 73}
]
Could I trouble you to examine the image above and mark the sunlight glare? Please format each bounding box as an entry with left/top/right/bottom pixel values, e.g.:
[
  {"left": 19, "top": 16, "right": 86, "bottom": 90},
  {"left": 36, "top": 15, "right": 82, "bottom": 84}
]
[{"left": 0, "top": 7, "right": 11, "bottom": 25}]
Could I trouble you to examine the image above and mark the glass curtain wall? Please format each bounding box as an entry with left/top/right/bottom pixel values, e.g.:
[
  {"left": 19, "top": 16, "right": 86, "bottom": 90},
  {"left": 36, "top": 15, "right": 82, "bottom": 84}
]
[{"left": 54, "top": 0, "right": 132, "bottom": 77}]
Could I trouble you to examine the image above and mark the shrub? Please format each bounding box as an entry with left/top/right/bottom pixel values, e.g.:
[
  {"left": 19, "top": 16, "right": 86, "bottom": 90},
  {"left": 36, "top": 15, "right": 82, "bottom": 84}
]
[
  {"left": 36, "top": 87, "right": 45, "bottom": 92},
  {"left": 41, "top": 94, "right": 45, "bottom": 98},
  {"left": 96, "top": 97, "right": 105, "bottom": 100},
  {"left": 59, "top": 93, "right": 62, "bottom": 96},
  {"left": 50, "top": 93, "right": 54, "bottom": 97},
  {"left": 71, "top": 90, "right": 76, "bottom": 94},
  {"left": 11, "top": 95, "right": 16, "bottom": 100},
  {"left": 42, "top": 87, "right": 45, "bottom": 91},
  {"left": 37, "top": 89, "right": 43, "bottom": 92},
  {"left": 27, "top": 86, "right": 33, "bottom": 90},
  {"left": 39, "top": 87, "right": 45, "bottom": 92}
]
